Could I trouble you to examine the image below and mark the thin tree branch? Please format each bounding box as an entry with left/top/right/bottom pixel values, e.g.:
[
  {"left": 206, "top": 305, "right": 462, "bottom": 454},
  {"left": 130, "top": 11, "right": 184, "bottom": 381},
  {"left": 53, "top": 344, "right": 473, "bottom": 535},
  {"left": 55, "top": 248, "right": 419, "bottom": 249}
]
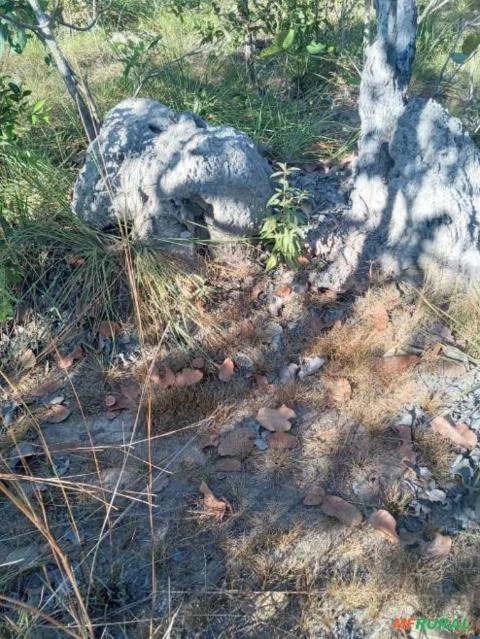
[
  {"left": 418, "top": 0, "right": 451, "bottom": 25},
  {"left": 55, "top": 2, "right": 111, "bottom": 32},
  {"left": 0, "top": 11, "right": 41, "bottom": 33}
]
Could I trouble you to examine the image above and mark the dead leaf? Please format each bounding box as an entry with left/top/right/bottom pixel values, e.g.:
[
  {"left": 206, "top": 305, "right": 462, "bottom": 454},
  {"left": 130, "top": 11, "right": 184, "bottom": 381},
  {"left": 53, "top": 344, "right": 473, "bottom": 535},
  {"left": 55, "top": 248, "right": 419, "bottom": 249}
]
[
  {"left": 65, "top": 254, "right": 85, "bottom": 268},
  {"left": 175, "top": 368, "right": 203, "bottom": 387},
  {"left": 56, "top": 344, "right": 83, "bottom": 370},
  {"left": 421, "top": 488, "right": 447, "bottom": 502},
  {"left": 431, "top": 416, "right": 477, "bottom": 449},
  {"left": 254, "top": 374, "right": 276, "bottom": 393},
  {"left": 18, "top": 349, "right": 36, "bottom": 371},
  {"left": 256, "top": 405, "right": 296, "bottom": 432},
  {"left": 199, "top": 481, "right": 231, "bottom": 521},
  {"left": 321, "top": 495, "right": 363, "bottom": 527},
  {"left": 266, "top": 432, "right": 298, "bottom": 449},
  {"left": 423, "top": 342, "right": 443, "bottom": 360},
  {"left": 303, "top": 484, "right": 326, "bottom": 506},
  {"left": 197, "top": 433, "right": 220, "bottom": 449},
  {"left": 31, "top": 379, "right": 64, "bottom": 398},
  {"left": 104, "top": 395, "right": 117, "bottom": 408},
  {"left": 218, "top": 427, "right": 255, "bottom": 458},
  {"left": 275, "top": 285, "right": 292, "bottom": 297},
  {"left": 218, "top": 358, "right": 235, "bottom": 382},
  {"left": 371, "top": 306, "right": 389, "bottom": 331},
  {"left": 103, "top": 394, "right": 131, "bottom": 411},
  {"left": 121, "top": 383, "right": 141, "bottom": 402},
  {"left": 420, "top": 533, "right": 452, "bottom": 558},
  {"left": 323, "top": 377, "right": 352, "bottom": 403},
  {"left": 438, "top": 360, "right": 467, "bottom": 378},
  {"left": 214, "top": 458, "right": 242, "bottom": 472},
  {"left": 150, "top": 366, "right": 176, "bottom": 389},
  {"left": 237, "top": 319, "right": 255, "bottom": 338},
  {"left": 314, "top": 289, "right": 338, "bottom": 306},
  {"left": 36, "top": 404, "right": 71, "bottom": 424},
  {"left": 250, "top": 283, "right": 264, "bottom": 300},
  {"left": 297, "top": 255, "right": 310, "bottom": 266},
  {"left": 395, "top": 424, "right": 416, "bottom": 464},
  {"left": 380, "top": 354, "right": 420, "bottom": 375},
  {"left": 98, "top": 321, "right": 122, "bottom": 338},
  {"left": 369, "top": 509, "right": 400, "bottom": 543},
  {"left": 192, "top": 356, "right": 205, "bottom": 369}
]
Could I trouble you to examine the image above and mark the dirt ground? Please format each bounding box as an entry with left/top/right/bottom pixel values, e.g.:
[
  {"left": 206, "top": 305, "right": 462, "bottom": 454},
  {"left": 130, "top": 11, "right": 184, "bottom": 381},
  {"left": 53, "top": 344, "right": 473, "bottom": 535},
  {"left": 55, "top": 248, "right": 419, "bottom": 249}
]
[{"left": 2, "top": 251, "right": 480, "bottom": 639}]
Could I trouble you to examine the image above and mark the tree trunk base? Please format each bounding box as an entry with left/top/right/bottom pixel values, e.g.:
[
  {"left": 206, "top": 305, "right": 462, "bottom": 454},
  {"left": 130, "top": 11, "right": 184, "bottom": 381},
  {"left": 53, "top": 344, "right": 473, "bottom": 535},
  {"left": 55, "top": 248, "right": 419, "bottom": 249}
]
[{"left": 309, "top": 97, "right": 480, "bottom": 292}]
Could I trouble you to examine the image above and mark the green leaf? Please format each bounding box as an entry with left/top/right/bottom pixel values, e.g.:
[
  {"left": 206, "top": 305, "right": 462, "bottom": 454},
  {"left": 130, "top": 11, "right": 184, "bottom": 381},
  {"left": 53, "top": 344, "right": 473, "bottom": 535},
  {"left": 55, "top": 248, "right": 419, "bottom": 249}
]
[
  {"left": 266, "top": 254, "right": 278, "bottom": 271},
  {"left": 260, "top": 43, "right": 283, "bottom": 58},
  {"left": 31, "top": 99, "right": 46, "bottom": 114},
  {"left": 10, "top": 26, "right": 27, "bottom": 54},
  {"left": 281, "top": 28, "right": 295, "bottom": 50},
  {"left": 306, "top": 41, "right": 326, "bottom": 54},
  {"left": 462, "top": 33, "right": 480, "bottom": 57}
]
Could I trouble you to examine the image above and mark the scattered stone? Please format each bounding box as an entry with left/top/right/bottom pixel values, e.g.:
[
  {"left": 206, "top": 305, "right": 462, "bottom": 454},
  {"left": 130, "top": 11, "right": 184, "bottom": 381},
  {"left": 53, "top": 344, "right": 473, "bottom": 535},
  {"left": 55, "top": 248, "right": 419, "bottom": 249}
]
[
  {"left": 36, "top": 404, "right": 71, "bottom": 424},
  {"left": 100, "top": 467, "right": 137, "bottom": 491},
  {"left": 254, "top": 437, "right": 268, "bottom": 451},
  {"left": 303, "top": 484, "right": 326, "bottom": 506},
  {"left": 217, "top": 427, "right": 255, "bottom": 458},
  {"left": 275, "top": 285, "right": 292, "bottom": 297},
  {"left": 371, "top": 306, "right": 389, "bottom": 331},
  {"left": 431, "top": 416, "right": 478, "bottom": 449},
  {"left": 256, "top": 405, "right": 296, "bottom": 432},
  {"left": 174, "top": 443, "right": 206, "bottom": 468},
  {"left": 72, "top": 98, "right": 272, "bottom": 251},
  {"left": 18, "top": 348, "right": 36, "bottom": 371},
  {"left": 218, "top": 358, "right": 235, "bottom": 383},
  {"left": 420, "top": 533, "right": 452, "bottom": 558},
  {"left": 3, "top": 545, "right": 46, "bottom": 572},
  {"left": 380, "top": 355, "right": 420, "bottom": 374},
  {"left": 6, "top": 441, "right": 36, "bottom": 470},
  {"left": 420, "top": 488, "right": 447, "bottom": 503},
  {"left": 266, "top": 432, "right": 298, "bottom": 450},
  {"left": 369, "top": 509, "right": 400, "bottom": 543},
  {"left": 298, "top": 356, "right": 326, "bottom": 379},
  {"left": 278, "top": 363, "right": 299, "bottom": 384},
  {"left": 192, "top": 356, "right": 205, "bottom": 369},
  {"left": 51, "top": 455, "right": 70, "bottom": 477},
  {"left": 255, "top": 374, "right": 276, "bottom": 393},
  {"left": 257, "top": 322, "right": 283, "bottom": 343},
  {"left": 321, "top": 495, "right": 363, "bottom": 527},
  {"left": 214, "top": 458, "right": 242, "bottom": 472},
  {"left": 0, "top": 401, "right": 19, "bottom": 427},
  {"left": 175, "top": 368, "right": 204, "bottom": 387},
  {"left": 234, "top": 352, "right": 254, "bottom": 373},
  {"left": 437, "top": 361, "right": 467, "bottom": 379}
]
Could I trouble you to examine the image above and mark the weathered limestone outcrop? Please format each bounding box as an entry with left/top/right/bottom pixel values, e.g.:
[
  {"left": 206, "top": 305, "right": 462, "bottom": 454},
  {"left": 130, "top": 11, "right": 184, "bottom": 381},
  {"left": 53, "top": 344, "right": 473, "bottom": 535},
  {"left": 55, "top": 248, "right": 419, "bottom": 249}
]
[
  {"left": 72, "top": 98, "right": 272, "bottom": 250},
  {"left": 313, "top": 0, "right": 480, "bottom": 290}
]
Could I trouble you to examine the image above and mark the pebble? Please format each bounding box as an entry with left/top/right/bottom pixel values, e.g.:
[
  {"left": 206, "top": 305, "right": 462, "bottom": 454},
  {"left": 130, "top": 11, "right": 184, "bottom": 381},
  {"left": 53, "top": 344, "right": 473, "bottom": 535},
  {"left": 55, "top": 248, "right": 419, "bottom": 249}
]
[
  {"left": 254, "top": 437, "right": 268, "bottom": 451},
  {"left": 7, "top": 441, "right": 36, "bottom": 469},
  {"left": 298, "top": 355, "right": 325, "bottom": 379},
  {"left": 278, "top": 363, "right": 299, "bottom": 384}
]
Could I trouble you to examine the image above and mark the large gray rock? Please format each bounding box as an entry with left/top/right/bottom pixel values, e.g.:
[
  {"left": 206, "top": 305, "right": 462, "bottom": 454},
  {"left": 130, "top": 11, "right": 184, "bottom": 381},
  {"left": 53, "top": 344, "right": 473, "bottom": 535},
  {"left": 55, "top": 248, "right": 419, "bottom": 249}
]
[
  {"left": 72, "top": 98, "right": 272, "bottom": 249},
  {"left": 312, "top": 0, "right": 480, "bottom": 291}
]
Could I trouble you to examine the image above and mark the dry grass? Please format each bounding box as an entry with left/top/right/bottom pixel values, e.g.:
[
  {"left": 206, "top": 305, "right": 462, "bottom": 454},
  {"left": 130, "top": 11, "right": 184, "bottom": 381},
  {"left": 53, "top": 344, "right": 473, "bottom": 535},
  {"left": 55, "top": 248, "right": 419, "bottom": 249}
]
[
  {"left": 2, "top": 272, "right": 479, "bottom": 637},
  {"left": 310, "top": 284, "right": 429, "bottom": 429}
]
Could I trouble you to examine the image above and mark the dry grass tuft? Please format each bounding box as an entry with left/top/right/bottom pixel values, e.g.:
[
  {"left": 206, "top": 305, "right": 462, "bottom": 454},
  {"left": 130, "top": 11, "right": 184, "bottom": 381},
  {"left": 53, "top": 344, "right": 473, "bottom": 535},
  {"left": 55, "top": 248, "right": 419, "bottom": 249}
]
[
  {"left": 422, "top": 267, "right": 480, "bottom": 358},
  {"left": 311, "top": 284, "right": 428, "bottom": 429}
]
